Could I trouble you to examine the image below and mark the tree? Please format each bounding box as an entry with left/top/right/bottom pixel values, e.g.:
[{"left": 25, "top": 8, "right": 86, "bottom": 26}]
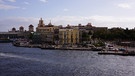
[{"left": 82, "top": 31, "right": 89, "bottom": 43}]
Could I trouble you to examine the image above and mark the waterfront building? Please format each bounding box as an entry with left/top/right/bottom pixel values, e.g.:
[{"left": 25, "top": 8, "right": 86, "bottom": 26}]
[
  {"left": 1, "top": 25, "right": 33, "bottom": 40},
  {"left": 64, "top": 23, "right": 108, "bottom": 44},
  {"left": 36, "top": 18, "right": 59, "bottom": 44},
  {"left": 68, "top": 23, "right": 93, "bottom": 44},
  {"left": 4, "top": 18, "right": 108, "bottom": 45},
  {"left": 59, "top": 27, "right": 79, "bottom": 45},
  {"left": 0, "top": 32, "right": 18, "bottom": 39}
]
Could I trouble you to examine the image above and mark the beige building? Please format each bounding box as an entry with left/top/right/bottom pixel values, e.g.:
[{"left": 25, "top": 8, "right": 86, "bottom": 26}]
[
  {"left": 59, "top": 27, "right": 79, "bottom": 45},
  {"left": 36, "top": 18, "right": 59, "bottom": 44}
]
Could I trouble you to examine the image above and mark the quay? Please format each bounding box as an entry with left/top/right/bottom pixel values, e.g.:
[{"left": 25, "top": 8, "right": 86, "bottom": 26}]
[
  {"left": 41, "top": 46, "right": 102, "bottom": 51},
  {"left": 12, "top": 39, "right": 135, "bottom": 56},
  {"left": 12, "top": 40, "right": 102, "bottom": 51},
  {"left": 56, "top": 47, "right": 94, "bottom": 51},
  {"left": 98, "top": 51, "right": 135, "bottom": 56}
]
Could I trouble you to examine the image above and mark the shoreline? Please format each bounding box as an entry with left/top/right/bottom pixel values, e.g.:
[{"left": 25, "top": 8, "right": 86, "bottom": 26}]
[
  {"left": 12, "top": 43, "right": 102, "bottom": 51},
  {"left": 11, "top": 42, "right": 135, "bottom": 56}
]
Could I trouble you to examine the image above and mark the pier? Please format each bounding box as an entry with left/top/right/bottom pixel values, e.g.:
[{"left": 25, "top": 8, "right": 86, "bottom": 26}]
[{"left": 98, "top": 51, "right": 135, "bottom": 56}]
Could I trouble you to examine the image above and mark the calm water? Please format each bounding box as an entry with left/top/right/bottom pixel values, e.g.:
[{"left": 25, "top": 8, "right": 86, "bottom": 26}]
[{"left": 0, "top": 43, "right": 135, "bottom": 76}]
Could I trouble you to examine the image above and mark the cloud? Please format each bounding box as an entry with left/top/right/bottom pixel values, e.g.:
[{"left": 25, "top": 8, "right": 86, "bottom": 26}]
[
  {"left": 47, "top": 15, "right": 135, "bottom": 29},
  {"left": 0, "top": 0, "right": 18, "bottom": 10},
  {"left": 63, "top": 9, "right": 69, "bottom": 12},
  {"left": 0, "top": 0, "right": 16, "bottom": 3},
  {"left": 0, "top": 17, "right": 39, "bottom": 31},
  {"left": 0, "top": 0, "right": 4, "bottom": 3},
  {"left": 39, "top": 0, "right": 47, "bottom": 3},
  {"left": 8, "top": 0, "right": 16, "bottom": 2},
  {"left": 117, "top": 3, "right": 132, "bottom": 9},
  {"left": 0, "top": 4, "right": 19, "bottom": 10},
  {"left": 24, "top": 2, "right": 30, "bottom": 5},
  {"left": 1, "top": 16, "right": 135, "bottom": 32},
  {"left": 22, "top": 7, "right": 26, "bottom": 10}
]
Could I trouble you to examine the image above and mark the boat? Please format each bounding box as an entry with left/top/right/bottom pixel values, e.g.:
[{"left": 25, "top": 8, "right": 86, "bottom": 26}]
[{"left": 12, "top": 39, "right": 29, "bottom": 47}]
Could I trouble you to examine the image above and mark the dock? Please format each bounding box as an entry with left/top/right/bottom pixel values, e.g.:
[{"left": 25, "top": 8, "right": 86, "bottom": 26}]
[{"left": 98, "top": 51, "right": 135, "bottom": 56}]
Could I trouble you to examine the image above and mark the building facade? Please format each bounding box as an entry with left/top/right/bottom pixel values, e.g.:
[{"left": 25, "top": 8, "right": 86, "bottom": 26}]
[{"left": 59, "top": 27, "right": 79, "bottom": 45}]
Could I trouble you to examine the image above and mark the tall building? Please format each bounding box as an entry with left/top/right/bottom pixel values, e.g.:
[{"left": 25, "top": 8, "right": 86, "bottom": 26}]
[
  {"left": 29, "top": 24, "right": 34, "bottom": 32},
  {"left": 38, "top": 18, "right": 45, "bottom": 27}
]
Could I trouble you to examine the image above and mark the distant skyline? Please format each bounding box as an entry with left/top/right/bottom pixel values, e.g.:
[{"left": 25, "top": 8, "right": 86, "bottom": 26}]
[{"left": 1, "top": 0, "right": 135, "bottom": 31}]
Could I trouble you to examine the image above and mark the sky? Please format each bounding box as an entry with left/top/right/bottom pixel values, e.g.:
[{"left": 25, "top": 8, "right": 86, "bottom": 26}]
[{"left": 0, "top": 0, "right": 135, "bottom": 31}]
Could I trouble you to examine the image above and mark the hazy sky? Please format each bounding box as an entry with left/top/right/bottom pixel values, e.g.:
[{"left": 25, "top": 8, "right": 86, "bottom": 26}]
[{"left": 0, "top": 0, "right": 135, "bottom": 31}]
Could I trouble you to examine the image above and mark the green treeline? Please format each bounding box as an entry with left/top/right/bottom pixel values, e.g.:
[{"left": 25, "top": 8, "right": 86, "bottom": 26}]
[{"left": 92, "top": 28, "right": 135, "bottom": 41}]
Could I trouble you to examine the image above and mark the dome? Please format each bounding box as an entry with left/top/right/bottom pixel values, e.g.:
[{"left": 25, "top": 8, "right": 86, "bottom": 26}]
[
  {"left": 86, "top": 23, "right": 92, "bottom": 27},
  {"left": 47, "top": 22, "right": 54, "bottom": 27},
  {"left": 48, "top": 22, "right": 52, "bottom": 26},
  {"left": 66, "top": 24, "right": 71, "bottom": 28},
  {"left": 12, "top": 27, "right": 16, "bottom": 30},
  {"left": 19, "top": 26, "right": 24, "bottom": 32},
  {"left": 29, "top": 24, "right": 33, "bottom": 27},
  {"left": 20, "top": 26, "right": 24, "bottom": 29}
]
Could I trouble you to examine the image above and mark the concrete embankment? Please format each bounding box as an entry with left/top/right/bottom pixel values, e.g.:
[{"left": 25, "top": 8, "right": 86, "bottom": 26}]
[{"left": 98, "top": 50, "right": 135, "bottom": 56}]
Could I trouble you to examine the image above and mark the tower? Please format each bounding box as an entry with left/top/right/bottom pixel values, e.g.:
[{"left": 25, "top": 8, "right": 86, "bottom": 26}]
[
  {"left": 29, "top": 24, "right": 34, "bottom": 32},
  {"left": 12, "top": 27, "right": 16, "bottom": 32},
  {"left": 38, "top": 18, "right": 45, "bottom": 27},
  {"left": 19, "top": 26, "right": 24, "bottom": 32}
]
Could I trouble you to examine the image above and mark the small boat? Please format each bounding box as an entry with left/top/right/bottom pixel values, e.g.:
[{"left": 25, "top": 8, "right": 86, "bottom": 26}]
[{"left": 12, "top": 39, "right": 29, "bottom": 47}]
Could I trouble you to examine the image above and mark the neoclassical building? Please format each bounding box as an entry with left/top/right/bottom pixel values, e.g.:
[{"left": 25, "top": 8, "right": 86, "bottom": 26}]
[{"left": 36, "top": 18, "right": 59, "bottom": 44}]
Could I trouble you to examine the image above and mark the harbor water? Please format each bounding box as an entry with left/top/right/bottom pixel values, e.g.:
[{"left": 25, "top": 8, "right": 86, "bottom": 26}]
[{"left": 0, "top": 43, "right": 135, "bottom": 76}]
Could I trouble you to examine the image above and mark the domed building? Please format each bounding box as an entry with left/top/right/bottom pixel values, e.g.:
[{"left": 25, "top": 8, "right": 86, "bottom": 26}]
[
  {"left": 66, "top": 24, "right": 71, "bottom": 29},
  {"left": 46, "top": 21, "right": 54, "bottom": 27},
  {"left": 29, "top": 24, "right": 34, "bottom": 32},
  {"left": 12, "top": 27, "right": 16, "bottom": 32},
  {"left": 86, "top": 23, "right": 92, "bottom": 27},
  {"left": 36, "top": 18, "right": 59, "bottom": 44},
  {"left": 19, "top": 26, "right": 24, "bottom": 32}
]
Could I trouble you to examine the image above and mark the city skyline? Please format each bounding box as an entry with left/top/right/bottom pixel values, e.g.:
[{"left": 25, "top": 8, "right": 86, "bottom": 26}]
[{"left": 1, "top": 0, "right": 135, "bottom": 31}]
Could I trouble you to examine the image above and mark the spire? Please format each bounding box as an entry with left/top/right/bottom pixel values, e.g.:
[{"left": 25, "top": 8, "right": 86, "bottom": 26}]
[
  {"left": 38, "top": 18, "right": 45, "bottom": 27},
  {"left": 47, "top": 20, "right": 54, "bottom": 27},
  {"left": 48, "top": 20, "right": 52, "bottom": 25}
]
